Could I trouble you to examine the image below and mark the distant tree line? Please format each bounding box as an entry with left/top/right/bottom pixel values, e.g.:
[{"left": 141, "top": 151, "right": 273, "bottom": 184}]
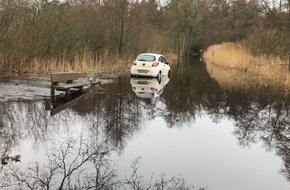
[{"left": 0, "top": 0, "right": 289, "bottom": 74}]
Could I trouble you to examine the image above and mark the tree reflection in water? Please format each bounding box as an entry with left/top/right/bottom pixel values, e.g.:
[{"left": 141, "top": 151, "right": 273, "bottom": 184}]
[
  {"left": 1, "top": 133, "right": 119, "bottom": 189},
  {"left": 0, "top": 79, "right": 199, "bottom": 189},
  {"left": 0, "top": 129, "right": 197, "bottom": 189},
  {"left": 230, "top": 93, "right": 290, "bottom": 182},
  {"left": 0, "top": 57, "right": 289, "bottom": 188},
  {"left": 205, "top": 59, "right": 290, "bottom": 182}
]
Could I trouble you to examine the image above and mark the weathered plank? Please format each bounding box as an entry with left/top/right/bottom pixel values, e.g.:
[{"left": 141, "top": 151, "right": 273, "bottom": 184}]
[
  {"left": 51, "top": 72, "right": 79, "bottom": 83},
  {"left": 50, "top": 72, "right": 89, "bottom": 96}
]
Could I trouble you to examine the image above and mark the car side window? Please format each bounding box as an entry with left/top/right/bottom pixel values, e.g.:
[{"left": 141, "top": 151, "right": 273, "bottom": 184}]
[
  {"left": 163, "top": 57, "right": 168, "bottom": 64},
  {"left": 159, "top": 56, "right": 166, "bottom": 64},
  {"left": 160, "top": 56, "right": 167, "bottom": 64}
]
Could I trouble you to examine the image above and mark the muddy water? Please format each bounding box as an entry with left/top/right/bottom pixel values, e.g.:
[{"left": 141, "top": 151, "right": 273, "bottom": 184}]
[{"left": 0, "top": 58, "right": 290, "bottom": 190}]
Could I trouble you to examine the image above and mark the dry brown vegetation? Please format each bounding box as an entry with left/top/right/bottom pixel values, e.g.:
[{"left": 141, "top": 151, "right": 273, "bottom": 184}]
[
  {"left": 19, "top": 51, "right": 178, "bottom": 77},
  {"left": 20, "top": 54, "right": 132, "bottom": 77},
  {"left": 0, "top": 0, "right": 289, "bottom": 77},
  {"left": 203, "top": 43, "right": 290, "bottom": 95},
  {"left": 14, "top": 53, "right": 176, "bottom": 78}
]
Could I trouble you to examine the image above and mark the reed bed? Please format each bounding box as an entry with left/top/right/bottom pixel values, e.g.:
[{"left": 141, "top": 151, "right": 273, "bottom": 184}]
[
  {"left": 1, "top": 50, "right": 178, "bottom": 77},
  {"left": 33, "top": 55, "right": 131, "bottom": 77},
  {"left": 203, "top": 42, "right": 290, "bottom": 95}
]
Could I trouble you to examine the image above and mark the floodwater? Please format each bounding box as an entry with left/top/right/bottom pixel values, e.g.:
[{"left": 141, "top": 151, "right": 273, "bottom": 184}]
[{"left": 0, "top": 57, "right": 290, "bottom": 190}]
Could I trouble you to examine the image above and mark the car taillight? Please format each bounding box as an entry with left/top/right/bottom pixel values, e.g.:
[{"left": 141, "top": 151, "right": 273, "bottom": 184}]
[
  {"left": 133, "top": 60, "right": 137, "bottom": 65},
  {"left": 152, "top": 61, "right": 159, "bottom": 67},
  {"left": 151, "top": 88, "right": 158, "bottom": 92}
]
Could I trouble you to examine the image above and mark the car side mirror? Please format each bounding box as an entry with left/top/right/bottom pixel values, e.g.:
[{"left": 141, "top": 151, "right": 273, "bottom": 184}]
[{"left": 166, "top": 62, "right": 169, "bottom": 65}]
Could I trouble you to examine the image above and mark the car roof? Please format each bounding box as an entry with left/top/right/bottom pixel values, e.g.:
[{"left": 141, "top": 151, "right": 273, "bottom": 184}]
[{"left": 138, "top": 53, "right": 163, "bottom": 57}]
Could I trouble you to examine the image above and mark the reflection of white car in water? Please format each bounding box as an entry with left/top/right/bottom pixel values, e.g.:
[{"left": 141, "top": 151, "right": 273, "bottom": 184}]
[{"left": 130, "top": 75, "right": 170, "bottom": 98}]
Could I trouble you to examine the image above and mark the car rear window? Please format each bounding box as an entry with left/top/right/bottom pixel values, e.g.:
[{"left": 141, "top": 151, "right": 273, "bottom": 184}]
[{"left": 137, "top": 55, "right": 156, "bottom": 62}]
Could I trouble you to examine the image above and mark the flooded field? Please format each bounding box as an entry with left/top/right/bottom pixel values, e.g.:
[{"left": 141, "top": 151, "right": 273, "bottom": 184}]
[{"left": 0, "top": 58, "right": 290, "bottom": 190}]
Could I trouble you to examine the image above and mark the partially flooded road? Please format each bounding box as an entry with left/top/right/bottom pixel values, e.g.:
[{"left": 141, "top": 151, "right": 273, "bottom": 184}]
[
  {"left": 0, "top": 77, "right": 51, "bottom": 101},
  {"left": 0, "top": 57, "right": 290, "bottom": 190}
]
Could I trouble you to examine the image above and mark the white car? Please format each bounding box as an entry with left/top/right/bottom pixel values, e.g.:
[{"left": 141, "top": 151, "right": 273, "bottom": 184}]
[
  {"left": 130, "top": 74, "right": 170, "bottom": 98},
  {"left": 130, "top": 53, "right": 171, "bottom": 82}
]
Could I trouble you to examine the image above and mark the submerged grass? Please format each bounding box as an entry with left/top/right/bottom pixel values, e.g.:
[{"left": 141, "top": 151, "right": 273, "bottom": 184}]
[{"left": 203, "top": 42, "right": 290, "bottom": 96}]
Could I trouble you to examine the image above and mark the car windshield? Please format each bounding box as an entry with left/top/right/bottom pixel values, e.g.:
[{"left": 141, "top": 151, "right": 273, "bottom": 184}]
[{"left": 137, "top": 55, "right": 156, "bottom": 62}]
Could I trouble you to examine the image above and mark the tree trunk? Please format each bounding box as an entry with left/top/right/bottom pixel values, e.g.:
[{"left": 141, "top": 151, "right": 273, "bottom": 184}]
[
  {"left": 118, "top": 17, "right": 124, "bottom": 56},
  {"left": 288, "top": 57, "right": 290, "bottom": 72}
]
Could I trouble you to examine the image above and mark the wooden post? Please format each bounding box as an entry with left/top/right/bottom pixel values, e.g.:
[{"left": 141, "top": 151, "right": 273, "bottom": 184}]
[{"left": 51, "top": 86, "right": 55, "bottom": 96}]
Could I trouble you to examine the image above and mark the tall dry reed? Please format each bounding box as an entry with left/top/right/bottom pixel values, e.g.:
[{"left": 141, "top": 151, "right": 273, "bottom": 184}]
[
  {"left": 8, "top": 51, "right": 132, "bottom": 77},
  {"left": 203, "top": 42, "right": 290, "bottom": 95},
  {"left": 5, "top": 50, "right": 178, "bottom": 77}
]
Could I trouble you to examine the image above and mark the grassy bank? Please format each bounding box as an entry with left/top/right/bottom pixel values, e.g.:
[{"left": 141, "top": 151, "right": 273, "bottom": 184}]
[{"left": 203, "top": 42, "right": 290, "bottom": 95}]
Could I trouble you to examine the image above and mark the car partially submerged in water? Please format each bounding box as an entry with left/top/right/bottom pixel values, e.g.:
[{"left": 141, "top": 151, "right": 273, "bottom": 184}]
[{"left": 130, "top": 53, "right": 171, "bottom": 82}]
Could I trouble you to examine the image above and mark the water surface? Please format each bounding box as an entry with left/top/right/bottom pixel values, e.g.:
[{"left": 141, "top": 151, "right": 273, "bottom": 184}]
[{"left": 0, "top": 57, "right": 289, "bottom": 190}]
